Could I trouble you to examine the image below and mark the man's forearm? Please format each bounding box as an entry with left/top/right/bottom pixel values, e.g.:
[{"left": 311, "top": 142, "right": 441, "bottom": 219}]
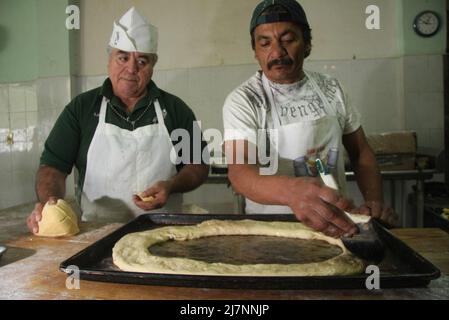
[
  {"left": 343, "top": 128, "right": 384, "bottom": 204},
  {"left": 352, "top": 153, "right": 384, "bottom": 203},
  {"left": 35, "top": 166, "right": 67, "bottom": 204},
  {"left": 228, "top": 164, "right": 296, "bottom": 206},
  {"left": 168, "top": 164, "right": 209, "bottom": 194}
]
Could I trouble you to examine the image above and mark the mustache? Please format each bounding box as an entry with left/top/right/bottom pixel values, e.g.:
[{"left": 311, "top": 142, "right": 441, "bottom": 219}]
[
  {"left": 268, "top": 57, "right": 294, "bottom": 69},
  {"left": 120, "top": 74, "right": 139, "bottom": 81}
]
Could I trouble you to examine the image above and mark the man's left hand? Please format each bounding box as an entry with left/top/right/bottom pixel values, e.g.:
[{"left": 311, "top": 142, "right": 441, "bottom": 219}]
[
  {"left": 354, "top": 201, "right": 399, "bottom": 227},
  {"left": 133, "top": 180, "right": 173, "bottom": 211}
]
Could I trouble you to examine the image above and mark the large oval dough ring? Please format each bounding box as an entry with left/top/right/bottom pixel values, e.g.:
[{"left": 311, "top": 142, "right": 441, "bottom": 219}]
[
  {"left": 112, "top": 220, "right": 365, "bottom": 276},
  {"left": 37, "top": 199, "right": 80, "bottom": 237}
]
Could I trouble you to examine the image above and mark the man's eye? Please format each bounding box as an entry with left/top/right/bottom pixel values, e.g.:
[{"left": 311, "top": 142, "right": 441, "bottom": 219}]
[
  {"left": 260, "top": 41, "right": 270, "bottom": 47},
  {"left": 118, "top": 56, "right": 128, "bottom": 62},
  {"left": 137, "top": 59, "right": 148, "bottom": 66}
]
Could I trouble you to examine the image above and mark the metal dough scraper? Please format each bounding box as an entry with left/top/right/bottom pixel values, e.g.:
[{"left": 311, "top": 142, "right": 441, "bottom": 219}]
[{"left": 315, "top": 159, "right": 385, "bottom": 263}]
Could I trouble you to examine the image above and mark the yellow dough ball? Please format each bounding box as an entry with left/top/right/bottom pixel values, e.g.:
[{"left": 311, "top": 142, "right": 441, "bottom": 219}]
[
  {"left": 37, "top": 199, "right": 80, "bottom": 237},
  {"left": 138, "top": 193, "right": 154, "bottom": 202}
]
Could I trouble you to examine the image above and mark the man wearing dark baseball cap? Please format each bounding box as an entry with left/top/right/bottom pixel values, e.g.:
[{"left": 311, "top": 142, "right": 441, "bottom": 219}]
[
  {"left": 250, "top": 0, "right": 311, "bottom": 54},
  {"left": 223, "top": 0, "right": 397, "bottom": 237}
]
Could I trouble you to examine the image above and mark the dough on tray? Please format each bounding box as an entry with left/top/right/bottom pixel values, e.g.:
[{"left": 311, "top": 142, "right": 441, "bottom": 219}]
[{"left": 112, "top": 219, "right": 365, "bottom": 276}]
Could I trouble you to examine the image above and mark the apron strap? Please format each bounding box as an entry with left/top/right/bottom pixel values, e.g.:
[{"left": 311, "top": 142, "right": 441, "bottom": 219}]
[
  {"left": 99, "top": 97, "right": 109, "bottom": 127},
  {"left": 153, "top": 99, "right": 166, "bottom": 134},
  {"left": 303, "top": 71, "right": 337, "bottom": 115},
  {"left": 262, "top": 73, "right": 282, "bottom": 129}
]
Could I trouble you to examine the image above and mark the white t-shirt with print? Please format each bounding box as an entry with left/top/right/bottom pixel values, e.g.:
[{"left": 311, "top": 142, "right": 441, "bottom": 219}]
[
  {"left": 223, "top": 70, "right": 360, "bottom": 144},
  {"left": 223, "top": 70, "right": 362, "bottom": 213}
]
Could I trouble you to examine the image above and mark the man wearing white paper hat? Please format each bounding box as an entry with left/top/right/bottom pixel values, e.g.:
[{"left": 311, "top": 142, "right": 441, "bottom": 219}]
[
  {"left": 110, "top": 6, "right": 158, "bottom": 54},
  {"left": 27, "top": 7, "right": 209, "bottom": 232}
]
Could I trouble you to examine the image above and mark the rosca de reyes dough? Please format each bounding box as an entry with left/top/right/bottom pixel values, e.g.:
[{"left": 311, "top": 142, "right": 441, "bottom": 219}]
[
  {"left": 112, "top": 219, "right": 365, "bottom": 276},
  {"left": 37, "top": 199, "right": 80, "bottom": 237}
]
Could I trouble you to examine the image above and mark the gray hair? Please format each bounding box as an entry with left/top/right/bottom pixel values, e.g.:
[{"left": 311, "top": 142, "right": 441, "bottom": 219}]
[{"left": 106, "top": 46, "right": 158, "bottom": 66}]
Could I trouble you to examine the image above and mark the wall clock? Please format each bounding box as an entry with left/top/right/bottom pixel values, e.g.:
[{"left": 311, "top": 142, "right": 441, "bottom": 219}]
[{"left": 413, "top": 11, "right": 441, "bottom": 37}]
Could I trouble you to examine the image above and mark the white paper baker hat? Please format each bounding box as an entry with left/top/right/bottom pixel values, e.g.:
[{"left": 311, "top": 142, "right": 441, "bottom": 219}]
[{"left": 109, "top": 7, "right": 158, "bottom": 54}]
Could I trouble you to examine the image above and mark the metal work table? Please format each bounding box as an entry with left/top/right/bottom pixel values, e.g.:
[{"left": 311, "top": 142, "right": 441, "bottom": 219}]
[{"left": 347, "top": 169, "right": 436, "bottom": 227}]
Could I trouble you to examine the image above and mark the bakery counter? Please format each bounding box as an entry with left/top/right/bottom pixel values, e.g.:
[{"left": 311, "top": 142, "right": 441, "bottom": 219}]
[{"left": 0, "top": 203, "right": 449, "bottom": 300}]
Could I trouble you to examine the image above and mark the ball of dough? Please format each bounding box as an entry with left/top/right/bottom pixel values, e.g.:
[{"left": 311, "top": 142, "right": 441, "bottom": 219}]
[
  {"left": 37, "top": 199, "right": 80, "bottom": 237},
  {"left": 138, "top": 193, "right": 154, "bottom": 202}
]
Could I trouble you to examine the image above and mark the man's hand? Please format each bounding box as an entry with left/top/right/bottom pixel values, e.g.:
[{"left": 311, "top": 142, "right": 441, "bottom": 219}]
[
  {"left": 287, "top": 177, "right": 358, "bottom": 238},
  {"left": 28, "top": 165, "right": 67, "bottom": 234},
  {"left": 26, "top": 197, "right": 58, "bottom": 234},
  {"left": 133, "top": 180, "right": 173, "bottom": 211},
  {"left": 353, "top": 201, "right": 399, "bottom": 227}
]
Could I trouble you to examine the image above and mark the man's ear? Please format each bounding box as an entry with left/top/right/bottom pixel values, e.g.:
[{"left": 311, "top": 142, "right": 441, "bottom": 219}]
[{"left": 305, "top": 43, "right": 312, "bottom": 58}]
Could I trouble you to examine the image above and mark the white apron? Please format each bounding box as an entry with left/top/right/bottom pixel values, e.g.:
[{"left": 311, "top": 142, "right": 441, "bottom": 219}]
[
  {"left": 245, "top": 72, "right": 347, "bottom": 214},
  {"left": 80, "top": 97, "right": 182, "bottom": 222}
]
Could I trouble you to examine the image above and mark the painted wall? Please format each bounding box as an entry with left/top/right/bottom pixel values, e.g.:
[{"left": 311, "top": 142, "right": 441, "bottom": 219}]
[
  {"left": 0, "top": 0, "right": 75, "bottom": 209},
  {"left": 36, "top": 0, "right": 72, "bottom": 78},
  {"left": 0, "top": 0, "right": 37, "bottom": 82},
  {"left": 0, "top": 0, "right": 72, "bottom": 83},
  {"left": 79, "top": 0, "right": 259, "bottom": 75},
  {"left": 304, "top": 0, "right": 403, "bottom": 60},
  {"left": 401, "top": 0, "right": 446, "bottom": 56},
  {"left": 78, "top": 0, "right": 415, "bottom": 75}
]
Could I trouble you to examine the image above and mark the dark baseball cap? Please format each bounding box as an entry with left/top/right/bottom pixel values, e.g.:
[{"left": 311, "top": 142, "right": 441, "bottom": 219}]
[{"left": 250, "top": 0, "right": 310, "bottom": 34}]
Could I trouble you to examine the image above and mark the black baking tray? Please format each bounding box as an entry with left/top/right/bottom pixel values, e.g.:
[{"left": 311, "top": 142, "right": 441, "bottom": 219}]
[{"left": 60, "top": 214, "right": 441, "bottom": 290}]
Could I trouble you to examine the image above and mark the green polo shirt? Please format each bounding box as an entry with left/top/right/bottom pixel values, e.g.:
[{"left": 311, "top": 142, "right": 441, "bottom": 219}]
[{"left": 40, "top": 78, "right": 208, "bottom": 195}]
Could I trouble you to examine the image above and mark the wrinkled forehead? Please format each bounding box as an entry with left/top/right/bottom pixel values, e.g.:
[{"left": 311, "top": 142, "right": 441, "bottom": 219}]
[
  {"left": 254, "top": 21, "right": 303, "bottom": 37},
  {"left": 110, "top": 48, "right": 152, "bottom": 59}
]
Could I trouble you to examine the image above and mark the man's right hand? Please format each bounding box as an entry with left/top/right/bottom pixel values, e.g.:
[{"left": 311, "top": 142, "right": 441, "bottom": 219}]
[
  {"left": 287, "top": 177, "right": 358, "bottom": 238},
  {"left": 26, "top": 197, "right": 58, "bottom": 234}
]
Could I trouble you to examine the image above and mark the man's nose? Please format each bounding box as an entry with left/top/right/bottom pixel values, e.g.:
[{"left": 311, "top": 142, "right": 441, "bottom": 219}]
[
  {"left": 271, "top": 40, "right": 287, "bottom": 58},
  {"left": 125, "top": 57, "right": 138, "bottom": 74}
]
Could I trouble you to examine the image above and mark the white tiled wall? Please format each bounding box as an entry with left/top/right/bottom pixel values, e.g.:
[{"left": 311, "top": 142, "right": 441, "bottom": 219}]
[
  {"left": 0, "top": 77, "right": 72, "bottom": 210},
  {"left": 0, "top": 82, "right": 36, "bottom": 209},
  {"left": 306, "top": 58, "right": 406, "bottom": 134},
  {"left": 0, "top": 54, "right": 445, "bottom": 210},
  {"left": 404, "top": 55, "right": 444, "bottom": 151}
]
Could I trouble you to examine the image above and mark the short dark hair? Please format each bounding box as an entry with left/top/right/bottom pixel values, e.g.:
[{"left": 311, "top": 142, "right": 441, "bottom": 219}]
[{"left": 251, "top": 5, "right": 312, "bottom": 57}]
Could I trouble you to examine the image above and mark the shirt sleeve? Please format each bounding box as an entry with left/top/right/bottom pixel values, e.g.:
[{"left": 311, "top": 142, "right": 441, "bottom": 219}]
[
  {"left": 222, "top": 88, "right": 259, "bottom": 146},
  {"left": 40, "top": 100, "right": 81, "bottom": 174},
  {"left": 335, "top": 79, "right": 361, "bottom": 135}
]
